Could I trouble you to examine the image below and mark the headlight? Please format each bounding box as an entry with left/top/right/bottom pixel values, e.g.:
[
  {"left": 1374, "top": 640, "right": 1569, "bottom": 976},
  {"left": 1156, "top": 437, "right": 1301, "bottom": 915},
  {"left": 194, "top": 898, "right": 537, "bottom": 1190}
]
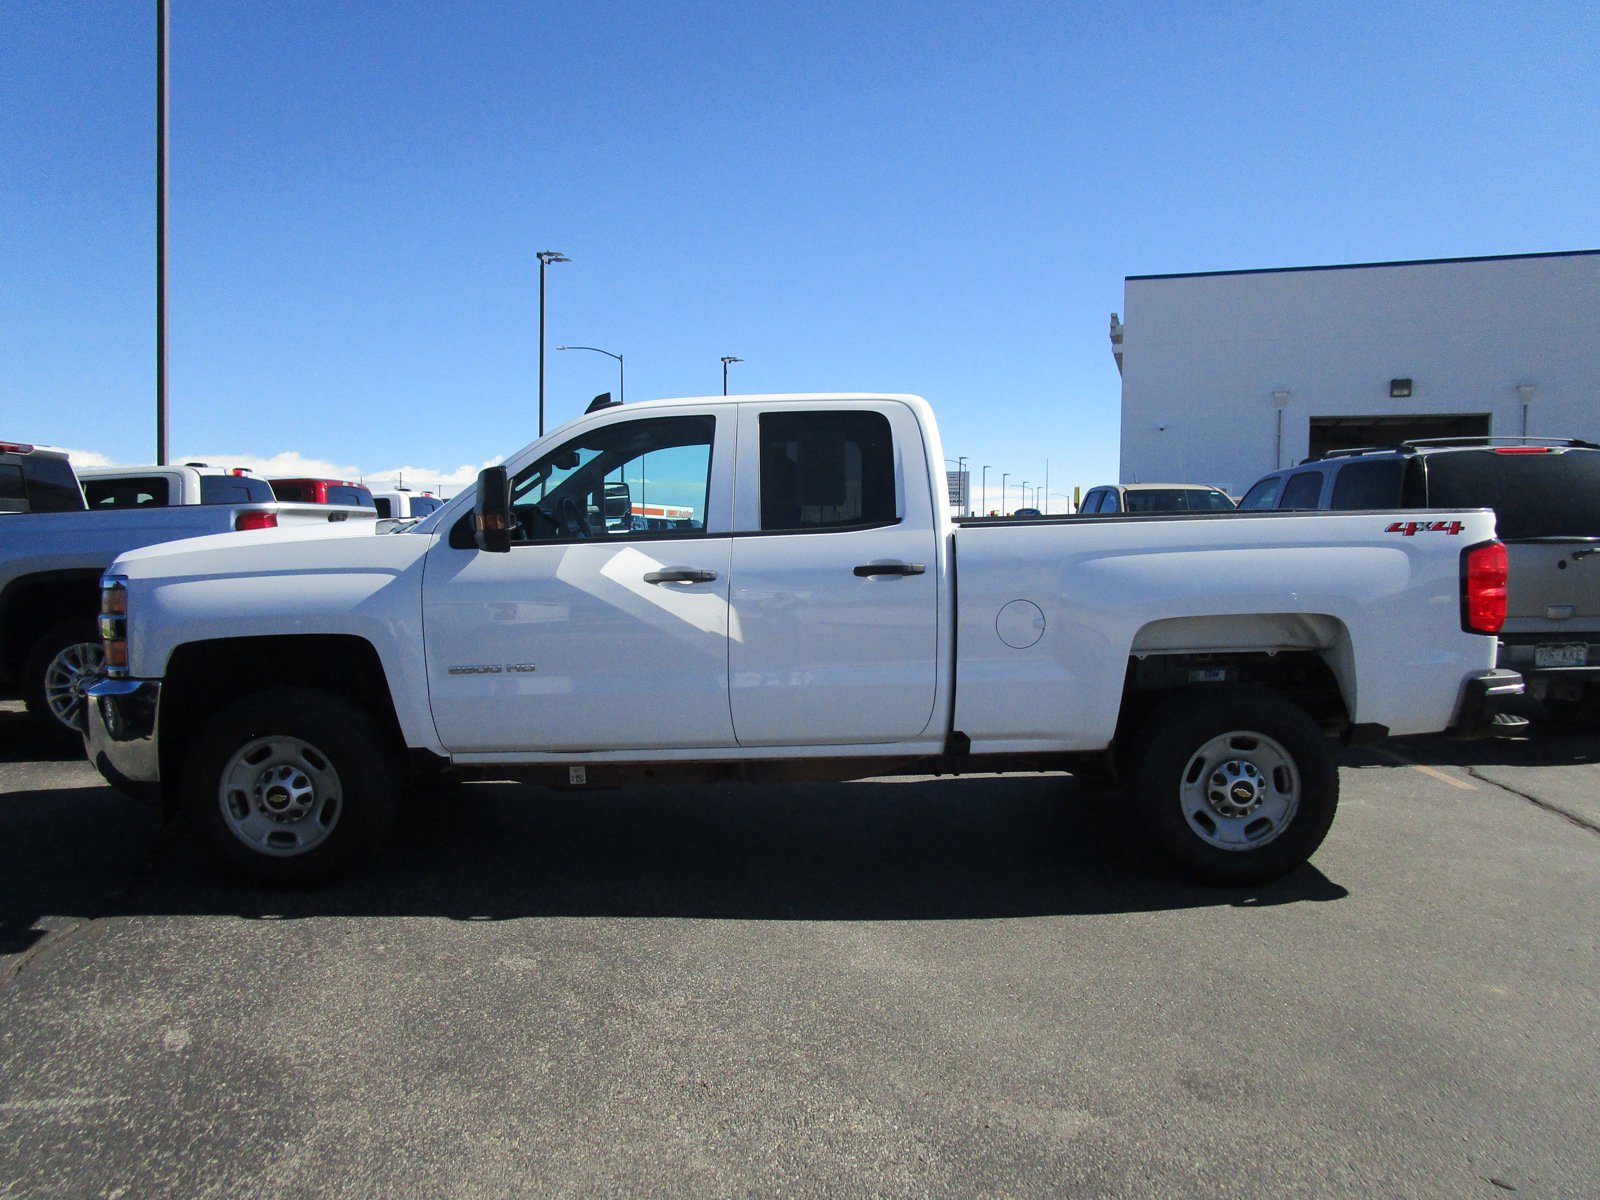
[{"left": 99, "top": 576, "right": 129, "bottom": 674}]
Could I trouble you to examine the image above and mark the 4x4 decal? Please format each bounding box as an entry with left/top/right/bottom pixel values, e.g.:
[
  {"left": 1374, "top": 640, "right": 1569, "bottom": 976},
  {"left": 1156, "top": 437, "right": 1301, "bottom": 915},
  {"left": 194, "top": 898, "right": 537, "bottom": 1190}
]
[{"left": 1385, "top": 520, "right": 1465, "bottom": 537}]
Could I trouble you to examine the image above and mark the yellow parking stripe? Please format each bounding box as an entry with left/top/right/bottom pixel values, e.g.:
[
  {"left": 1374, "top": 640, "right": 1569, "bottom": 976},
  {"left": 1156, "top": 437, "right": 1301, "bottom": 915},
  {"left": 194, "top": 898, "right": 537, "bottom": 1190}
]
[{"left": 1369, "top": 746, "right": 1476, "bottom": 790}]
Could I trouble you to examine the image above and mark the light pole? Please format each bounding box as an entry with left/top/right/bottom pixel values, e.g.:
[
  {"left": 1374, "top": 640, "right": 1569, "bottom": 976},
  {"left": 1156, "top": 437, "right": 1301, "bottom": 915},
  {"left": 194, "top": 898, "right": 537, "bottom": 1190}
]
[
  {"left": 1021, "top": 481, "right": 1030, "bottom": 513},
  {"left": 536, "top": 251, "right": 569, "bottom": 436},
  {"left": 1002, "top": 473, "right": 1009, "bottom": 516},
  {"left": 558, "top": 344, "right": 624, "bottom": 406},
  {"left": 981, "top": 465, "right": 990, "bottom": 516},
  {"left": 957, "top": 456, "right": 968, "bottom": 514},
  {"left": 721, "top": 356, "right": 742, "bottom": 395},
  {"left": 156, "top": 0, "right": 170, "bottom": 463}
]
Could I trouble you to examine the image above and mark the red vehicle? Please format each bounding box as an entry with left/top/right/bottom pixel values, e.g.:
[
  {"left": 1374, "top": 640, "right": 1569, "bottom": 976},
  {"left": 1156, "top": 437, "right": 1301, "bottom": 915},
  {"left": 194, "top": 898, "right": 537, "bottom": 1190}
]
[{"left": 267, "top": 477, "right": 376, "bottom": 508}]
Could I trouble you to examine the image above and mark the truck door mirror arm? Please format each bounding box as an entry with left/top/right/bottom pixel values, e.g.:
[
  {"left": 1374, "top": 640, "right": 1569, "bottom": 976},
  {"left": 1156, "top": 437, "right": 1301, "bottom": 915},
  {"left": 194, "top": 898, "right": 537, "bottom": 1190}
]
[{"left": 473, "top": 466, "right": 512, "bottom": 553}]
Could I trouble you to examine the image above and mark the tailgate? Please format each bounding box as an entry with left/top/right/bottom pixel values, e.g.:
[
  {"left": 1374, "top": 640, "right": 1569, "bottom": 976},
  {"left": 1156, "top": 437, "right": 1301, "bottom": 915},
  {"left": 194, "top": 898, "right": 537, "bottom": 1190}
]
[{"left": 1502, "top": 539, "right": 1600, "bottom": 643}]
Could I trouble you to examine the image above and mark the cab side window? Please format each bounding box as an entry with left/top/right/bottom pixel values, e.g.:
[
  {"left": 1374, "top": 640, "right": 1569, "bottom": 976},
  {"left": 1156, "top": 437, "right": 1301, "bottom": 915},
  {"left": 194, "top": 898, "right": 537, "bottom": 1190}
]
[
  {"left": 1238, "top": 476, "right": 1283, "bottom": 509},
  {"left": 1329, "top": 459, "right": 1405, "bottom": 510},
  {"left": 758, "top": 410, "right": 895, "bottom": 531},
  {"left": 1278, "top": 471, "right": 1325, "bottom": 510},
  {"left": 508, "top": 415, "right": 714, "bottom": 542}
]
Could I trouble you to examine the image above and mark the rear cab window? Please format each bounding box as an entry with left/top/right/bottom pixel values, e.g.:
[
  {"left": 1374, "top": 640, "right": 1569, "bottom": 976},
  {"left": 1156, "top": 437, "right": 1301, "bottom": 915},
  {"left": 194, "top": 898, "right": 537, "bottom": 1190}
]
[
  {"left": 83, "top": 476, "right": 171, "bottom": 508},
  {"left": 200, "top": 474, "right": 275, "bottom": 504},
  {"left": 757, "top": 410, "right": 896, "bottom": 531}
]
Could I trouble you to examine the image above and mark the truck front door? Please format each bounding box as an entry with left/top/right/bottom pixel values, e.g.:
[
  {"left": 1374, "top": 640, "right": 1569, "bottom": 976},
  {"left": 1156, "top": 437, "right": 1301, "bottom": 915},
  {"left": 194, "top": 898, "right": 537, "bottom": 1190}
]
[{"left": 423, "top": 410, "right": 737, "bottom": 754}]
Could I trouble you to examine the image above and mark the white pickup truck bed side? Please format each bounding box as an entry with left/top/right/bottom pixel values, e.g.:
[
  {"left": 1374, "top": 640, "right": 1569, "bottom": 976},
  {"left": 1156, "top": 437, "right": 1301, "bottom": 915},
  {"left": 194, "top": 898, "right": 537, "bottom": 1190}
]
[
  {"left": 952, "top": 513, "right": 1484, "bottom": 748},
  {"left": 84, "top": 394, "right": 1520, "bottom": 888}
]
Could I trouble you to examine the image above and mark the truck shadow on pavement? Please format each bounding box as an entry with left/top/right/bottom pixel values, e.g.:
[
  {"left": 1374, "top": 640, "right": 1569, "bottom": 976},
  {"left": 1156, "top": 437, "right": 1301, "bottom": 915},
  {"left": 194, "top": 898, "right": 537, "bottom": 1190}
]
[
  {"left": 0, "top": 770, "right": 1350, "bottom": 958},
  {"left": 1373, "top": 717, "right": 1600, "bottom": 771}
]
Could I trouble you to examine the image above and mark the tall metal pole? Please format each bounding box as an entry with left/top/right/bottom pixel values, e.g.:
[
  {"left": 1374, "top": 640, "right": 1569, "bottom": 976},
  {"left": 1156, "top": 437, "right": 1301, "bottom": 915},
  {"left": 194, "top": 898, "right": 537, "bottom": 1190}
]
[
  {"left": 156, "top": 0, "right": 169, "bottom": 464},
  {"left": 957, "top": 456, "right": 967, "bottom": 514},
  {"left": 721, "top": 355, "right": 742, "bottom": 395},
  {"left": 1002, "top": 473, "right": 1009, "bottom": 515},
  {"left": 1044, "top": 459, "right": 1049, "bottom": 515},
  {"left": 981, "top": 465, "right": 990, "bottom": 516},
  {"left": 536, "top": 251, "right": 568, "bottom": 436}
]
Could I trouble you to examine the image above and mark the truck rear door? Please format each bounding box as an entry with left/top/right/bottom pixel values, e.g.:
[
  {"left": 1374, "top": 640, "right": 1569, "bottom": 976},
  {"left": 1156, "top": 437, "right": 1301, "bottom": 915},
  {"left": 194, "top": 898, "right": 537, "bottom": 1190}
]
[{"left": 726, "top": 401, "right": 940, "bottom": 746}]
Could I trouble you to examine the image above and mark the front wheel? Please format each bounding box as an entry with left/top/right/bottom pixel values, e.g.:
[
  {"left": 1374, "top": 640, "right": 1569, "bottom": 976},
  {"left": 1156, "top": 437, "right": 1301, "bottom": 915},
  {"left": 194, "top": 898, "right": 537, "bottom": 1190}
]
[
  {"left": 1131, "top": 689, "right": 1339, "bottom": 886},
  {"left": 23, "top": 619, "right": 105, "bottom": 749},
  {"left": 181, "top": 688, "right": 396, "bottom": 887}
]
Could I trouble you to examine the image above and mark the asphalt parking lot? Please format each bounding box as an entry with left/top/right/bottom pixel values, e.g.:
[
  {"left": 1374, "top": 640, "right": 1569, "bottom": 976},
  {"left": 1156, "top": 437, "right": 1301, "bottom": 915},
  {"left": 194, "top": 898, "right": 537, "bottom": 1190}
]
[{"left": 2, "top": 701, "right": 1597, "bottom": 1199}]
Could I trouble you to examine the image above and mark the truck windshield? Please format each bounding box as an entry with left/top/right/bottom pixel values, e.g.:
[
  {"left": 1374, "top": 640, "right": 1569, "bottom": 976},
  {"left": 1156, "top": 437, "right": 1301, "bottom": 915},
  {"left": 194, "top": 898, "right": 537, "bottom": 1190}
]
[{"left": 1426, "top": 450, "right": 1600, "bottom": 540}]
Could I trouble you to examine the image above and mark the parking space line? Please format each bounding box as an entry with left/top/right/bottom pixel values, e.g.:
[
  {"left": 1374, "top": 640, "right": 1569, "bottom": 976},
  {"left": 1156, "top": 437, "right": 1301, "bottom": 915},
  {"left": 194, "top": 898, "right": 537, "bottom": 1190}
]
[{"left": 1369, "top": 747, "right": 1476, "bottom": 790}]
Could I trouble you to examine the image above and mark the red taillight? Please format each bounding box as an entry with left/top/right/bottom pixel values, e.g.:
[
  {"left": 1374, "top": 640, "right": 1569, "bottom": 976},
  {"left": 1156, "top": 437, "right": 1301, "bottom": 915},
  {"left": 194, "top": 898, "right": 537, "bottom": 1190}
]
[
  {"left": 0, "top": 441, "right": 36, "bottom": 454},
  {"left": 1462, "top": 541, "right": 1508, "bottom": 634},
  {"left": 235, "top": 511, "right": 279, "bottom": 532},
  {"left": 1493, "top": 446, "right": 1551, "bottom": 454}
]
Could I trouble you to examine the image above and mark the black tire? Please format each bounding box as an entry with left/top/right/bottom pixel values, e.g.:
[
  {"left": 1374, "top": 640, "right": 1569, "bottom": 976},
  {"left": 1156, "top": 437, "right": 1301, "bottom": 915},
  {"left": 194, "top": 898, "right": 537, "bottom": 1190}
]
[
  {"left": 22, "top": 619, "right": 105, "bottom": 751},
  {"left": 180, "top": 688, "right": 396, "bottom": 887},
  {"left": 1131, "top": 688, "right": 1339, "bottom": 886}
]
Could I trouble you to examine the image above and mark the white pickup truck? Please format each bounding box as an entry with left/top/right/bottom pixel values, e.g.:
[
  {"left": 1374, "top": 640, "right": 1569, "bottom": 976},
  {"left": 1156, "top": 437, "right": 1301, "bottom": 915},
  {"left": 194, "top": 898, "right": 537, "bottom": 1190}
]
[
  {"left": 84, "top": 394, "right": 1522, "bottom": 887},
  {"left": 2, "top": 452, "right": 378, "bottom": 743}
]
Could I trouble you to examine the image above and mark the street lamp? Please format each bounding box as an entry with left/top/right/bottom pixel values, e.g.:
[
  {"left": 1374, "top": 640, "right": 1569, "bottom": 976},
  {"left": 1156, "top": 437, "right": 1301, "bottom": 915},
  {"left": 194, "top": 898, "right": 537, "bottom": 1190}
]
[
  {"left": 721, "top": 356, "right": 742, "bottom": 395},
  {"left": 957, "top": 456, "right": 968, "bottom": 514},
  {"left": 557, "top": 345, "right": 624, "bottom": 407},
  {"left": 157, "top": 0, "right": 169, "bottom": 464},
  {"left": 1021, "top": 481, "right": 1030, "bottom": 513},
  {"left": 981, "top": 465, "right": 990, "bottom": 516},
  {"left": 536, "top": 251, "right": 569, "bottom": 436},
  {"left": 1002, "top": 473, "right": 1009, "bottom": 516}
]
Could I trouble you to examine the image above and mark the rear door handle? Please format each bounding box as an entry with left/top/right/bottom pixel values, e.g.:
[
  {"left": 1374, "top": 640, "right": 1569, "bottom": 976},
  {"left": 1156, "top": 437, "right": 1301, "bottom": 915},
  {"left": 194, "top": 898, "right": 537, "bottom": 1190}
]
[
  {"left": 853, "top": 562, "right": 926, "bottom": 577},
  {"left": 644, "top": 568, "right": 719, "bottom": 584}
]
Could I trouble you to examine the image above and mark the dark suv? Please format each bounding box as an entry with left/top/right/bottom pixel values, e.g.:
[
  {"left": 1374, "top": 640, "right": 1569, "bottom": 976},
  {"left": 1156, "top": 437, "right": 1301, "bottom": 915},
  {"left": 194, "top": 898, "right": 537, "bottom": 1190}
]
[{"left": 1240, "top": 438, "right": 1600, "bottom": 714}]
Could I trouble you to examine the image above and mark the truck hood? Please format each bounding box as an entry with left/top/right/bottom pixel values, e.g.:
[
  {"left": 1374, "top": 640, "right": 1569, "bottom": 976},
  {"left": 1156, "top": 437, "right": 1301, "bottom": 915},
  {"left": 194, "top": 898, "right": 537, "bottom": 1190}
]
[{"left": 108, "top": 518, "right": 429, "bottom": 582}]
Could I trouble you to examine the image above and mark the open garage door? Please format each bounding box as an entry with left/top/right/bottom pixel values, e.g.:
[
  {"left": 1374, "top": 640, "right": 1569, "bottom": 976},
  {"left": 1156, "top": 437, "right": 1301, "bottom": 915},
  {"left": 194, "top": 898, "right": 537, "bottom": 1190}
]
[{"left": 1308, "top": 413, "right": 1490, "bottom": 460}]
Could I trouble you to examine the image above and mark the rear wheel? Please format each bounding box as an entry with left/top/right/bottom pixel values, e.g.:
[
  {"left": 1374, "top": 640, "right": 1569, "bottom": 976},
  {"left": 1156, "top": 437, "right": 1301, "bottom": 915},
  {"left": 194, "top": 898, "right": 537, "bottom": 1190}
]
[
  {"left": 23, "top": 620, "right": 105, "bottom": 749},
  {"left": 1131, "top": 688, "right": 1338, "bottom": 886},
  {"left": 181, "top": 688, "right": 395, "bottom": 887}
]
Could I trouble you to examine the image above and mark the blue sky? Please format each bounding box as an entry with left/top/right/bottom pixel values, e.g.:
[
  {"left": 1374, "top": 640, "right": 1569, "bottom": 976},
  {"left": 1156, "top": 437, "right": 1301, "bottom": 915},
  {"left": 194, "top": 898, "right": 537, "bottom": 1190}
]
[{"left": 4, "top": 1, "right": 1597, "bottom": 508}]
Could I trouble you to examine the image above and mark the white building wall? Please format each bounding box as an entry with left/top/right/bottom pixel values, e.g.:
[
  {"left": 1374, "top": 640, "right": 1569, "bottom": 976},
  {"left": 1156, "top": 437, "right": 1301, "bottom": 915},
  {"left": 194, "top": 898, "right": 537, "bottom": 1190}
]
[{"left": 1116, "top": 251, "right": 1600, "bottom": 497}]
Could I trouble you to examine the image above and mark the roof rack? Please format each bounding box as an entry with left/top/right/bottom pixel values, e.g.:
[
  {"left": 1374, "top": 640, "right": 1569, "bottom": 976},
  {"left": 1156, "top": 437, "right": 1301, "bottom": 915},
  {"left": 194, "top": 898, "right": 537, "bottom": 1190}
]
[{"left": 1308, "top": 435, "right": 1599, "bottom": 463}]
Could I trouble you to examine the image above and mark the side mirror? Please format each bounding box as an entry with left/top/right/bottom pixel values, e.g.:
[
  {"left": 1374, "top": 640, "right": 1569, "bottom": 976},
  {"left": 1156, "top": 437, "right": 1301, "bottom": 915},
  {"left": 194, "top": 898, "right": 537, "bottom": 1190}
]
[{"left": 473, "top": 465, "right": 511, "bottom": 553}]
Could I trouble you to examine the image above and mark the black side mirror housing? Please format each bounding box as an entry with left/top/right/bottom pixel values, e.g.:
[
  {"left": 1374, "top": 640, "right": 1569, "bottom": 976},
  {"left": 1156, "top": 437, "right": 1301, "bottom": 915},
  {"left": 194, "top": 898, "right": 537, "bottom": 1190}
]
[{"left": 473, "top": 465, "right": 511, "bottom": 553}]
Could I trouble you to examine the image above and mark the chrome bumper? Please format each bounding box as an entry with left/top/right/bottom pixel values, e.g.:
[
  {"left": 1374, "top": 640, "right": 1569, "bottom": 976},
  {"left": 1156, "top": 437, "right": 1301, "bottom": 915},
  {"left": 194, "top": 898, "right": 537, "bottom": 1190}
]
[{"left": 83, "top": 677, "right": 163, "bottom": 802}]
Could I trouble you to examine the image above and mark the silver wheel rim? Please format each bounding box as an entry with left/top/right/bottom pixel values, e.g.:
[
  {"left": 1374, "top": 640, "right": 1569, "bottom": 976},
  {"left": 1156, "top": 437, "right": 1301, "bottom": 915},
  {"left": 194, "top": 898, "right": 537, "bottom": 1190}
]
[
  {"left": 1178, "top": 729, "right": 1301, "bottom": 851},
  {"left": 44, "top": 640, "right": 107, "bottom": 732},
  {"left": 219, "top": 735, "right": 344, "bottom": 857}
]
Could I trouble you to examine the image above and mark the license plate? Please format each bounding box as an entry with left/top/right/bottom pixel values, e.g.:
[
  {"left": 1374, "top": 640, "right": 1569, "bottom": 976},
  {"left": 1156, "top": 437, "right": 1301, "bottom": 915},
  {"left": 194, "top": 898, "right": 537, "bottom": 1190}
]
[{"left": 1535, "top": 643, "right": 1589, "bottom": 668}]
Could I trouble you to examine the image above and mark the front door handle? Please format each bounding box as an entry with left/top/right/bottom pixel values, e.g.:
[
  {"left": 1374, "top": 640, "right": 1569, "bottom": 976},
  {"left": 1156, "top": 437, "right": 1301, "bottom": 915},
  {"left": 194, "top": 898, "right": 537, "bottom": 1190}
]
[
  {"left": 853, "top": 562, "right": 926, "bottom": 578},
  {"left": 645, "top": 568, "right": 719, "bottom": 585}
]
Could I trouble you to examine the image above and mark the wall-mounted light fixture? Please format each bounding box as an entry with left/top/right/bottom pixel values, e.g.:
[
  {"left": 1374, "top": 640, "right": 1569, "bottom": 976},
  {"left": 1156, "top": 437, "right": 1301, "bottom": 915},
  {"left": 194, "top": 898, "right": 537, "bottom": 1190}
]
[
  {"left": 1517, "top": 383, "right": 1537, "bottom": 437},
  {"left": 1272, "top": 390, "right": 1291, "bottom": 467},
  {"left": 1389, "top": 378, "right": 1413, "bottom": 398}
]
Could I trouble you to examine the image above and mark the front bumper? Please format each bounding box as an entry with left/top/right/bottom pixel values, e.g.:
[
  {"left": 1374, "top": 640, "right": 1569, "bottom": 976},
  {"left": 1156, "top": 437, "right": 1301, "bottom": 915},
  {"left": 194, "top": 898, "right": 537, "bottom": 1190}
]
[
  {"left": 1448, "top": 669, "right": 1526, "bottom": 740},
  {"left": 83, "top": 677, "right": 163, "bottom": 804}
]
